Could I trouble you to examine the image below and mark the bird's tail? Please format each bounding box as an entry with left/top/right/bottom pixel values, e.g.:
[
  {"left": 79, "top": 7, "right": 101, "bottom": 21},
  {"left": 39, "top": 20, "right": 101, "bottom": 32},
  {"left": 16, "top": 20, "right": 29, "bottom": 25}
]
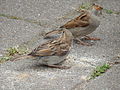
[
  {"left": 10, "top": 55, "right": 35, "bottom": 61},
  {"left": 44, "top": 29, "right": 63, "bottom": 39}
]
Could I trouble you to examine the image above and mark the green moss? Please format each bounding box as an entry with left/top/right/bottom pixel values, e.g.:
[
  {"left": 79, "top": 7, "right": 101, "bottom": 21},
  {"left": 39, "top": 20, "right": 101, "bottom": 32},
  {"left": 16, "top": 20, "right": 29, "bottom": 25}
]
[
  {"left": 114, "top": 12, "right": 120, "bottom": 15},
  {"left": 79, "top": 3, "right": 92, "bottom": 10},
  {"left": 104, "top": 9, "right": 113, "bottom": 14},
  {"left": 0, "top": 14, "right": 22, "bottom": 20},
  {"left": 103, "top": 9, "right": 120, "bottom": 15},
  {"left": 0, "top": 13, "right": 42, "bottom": 25},
  {"left": 0, "top": 56, "right": 12, "bottom": 63},
  {"left": 77, "top": 3, "right": 120, "bottom": 15},
  {"left": 0, "top": 14, "right": 7, "bottom": 17},
  {"left": 7, "top": 46, "right": 29, "bottom": 56},
  {"left": 8, "top": 16, "right": 22, "bottom": 20},
  {"left": 7, "top": 47, "right": 19, "bottom": 56},
  {"left": 89, "top": 63, "right": 111, "bottom": 79},
  {"left": 0, "top": 45, "right": 29, "bottom": 63}
]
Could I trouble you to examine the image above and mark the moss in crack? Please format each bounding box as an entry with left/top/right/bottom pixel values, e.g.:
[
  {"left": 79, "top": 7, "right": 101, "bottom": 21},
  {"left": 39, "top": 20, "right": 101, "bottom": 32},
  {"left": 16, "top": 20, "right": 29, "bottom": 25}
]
[
  {"left": 0, "top": 45, "right": 29, "bottom": 63},
  {"left": 7, "top": 45, "right": 29, "bottom": 56},
  {"left": 79, "top": 3, "right": 92, "bottom": 10},
  {"left": 103, "top": 9, "right": 120, "bottom": 15},
  {"left": 77, "top": 3, "right": 120, "bottom": 15},
  {"left": 89, "top": 63, "right": 111, "bottom": 80},
  {"left": 104, "top": 9, "right": 113, "bottom": 14},
  {"left": 0, "top": 56, "right": 12, "bottom": 63},
  {"left": 0, "top": 14, "right": 23, "bottom": 20},
  {"left": 7, "top": 47, "right": 19, "bottom": 56},
  {"left": 0, "top": 14, "right": 42, "bottom": 25}
]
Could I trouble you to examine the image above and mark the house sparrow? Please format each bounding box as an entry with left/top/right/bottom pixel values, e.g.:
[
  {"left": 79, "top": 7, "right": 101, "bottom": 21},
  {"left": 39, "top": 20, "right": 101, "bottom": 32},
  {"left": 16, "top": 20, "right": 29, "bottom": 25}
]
[
  {"left": 44, "top": 4, "right": 103, "bottom": 46},
  {"left": 11, "top": 29, "right": 73, "bottom": 69}
]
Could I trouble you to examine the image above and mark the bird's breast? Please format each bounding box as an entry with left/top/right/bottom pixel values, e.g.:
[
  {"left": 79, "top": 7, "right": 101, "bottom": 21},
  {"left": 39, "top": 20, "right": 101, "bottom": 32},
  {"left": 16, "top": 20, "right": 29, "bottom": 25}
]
[
  {"left": 38, "top": 55, "right": 67, "bottom": 65},
  {"left": 67, "top": 17, "right": 100, "bottom": 37}
]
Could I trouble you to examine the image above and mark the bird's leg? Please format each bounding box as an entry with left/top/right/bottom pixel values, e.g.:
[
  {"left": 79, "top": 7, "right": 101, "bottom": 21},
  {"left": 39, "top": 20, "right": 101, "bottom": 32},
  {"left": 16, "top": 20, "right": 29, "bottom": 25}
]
[
  {"left": 84, "top": 36, "right": 100, "bottom": 40},
  {"left": 74, "top": 38, "right": 92, "bottom": 46},
  {"left": 46, "top": 64, "right": 71, "bottom": 69}
]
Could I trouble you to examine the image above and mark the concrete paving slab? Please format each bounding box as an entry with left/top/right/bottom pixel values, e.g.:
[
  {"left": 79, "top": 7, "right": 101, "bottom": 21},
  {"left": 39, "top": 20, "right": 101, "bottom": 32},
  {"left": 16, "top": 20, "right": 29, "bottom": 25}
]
[
  {"left": 73, "top": 64, "right": 120, "bottom": 90},
  {"left": 0, "top": 0, "right": 120, "bottom": 90},
  {"left": 0, "top": 18, "right": 45, "bottom": 49}
]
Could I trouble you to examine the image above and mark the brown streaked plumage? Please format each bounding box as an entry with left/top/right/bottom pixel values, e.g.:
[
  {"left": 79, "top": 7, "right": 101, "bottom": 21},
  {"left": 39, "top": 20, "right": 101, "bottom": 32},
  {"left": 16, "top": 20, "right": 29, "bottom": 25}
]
[
  {"left": 92, "top": 4, "right": 103, "bottom": 11},
  {"left": 11, "top": 29, "right": 73, "bottom": 69},
  {"left": 60, "top": 11, "right": 90, "bottom": 29},
  {"left": 29, "top": 29, "right": 73, "bottom": 57},
  {"left": 44, "top": 4, "right": 103, "bottom": 46}
]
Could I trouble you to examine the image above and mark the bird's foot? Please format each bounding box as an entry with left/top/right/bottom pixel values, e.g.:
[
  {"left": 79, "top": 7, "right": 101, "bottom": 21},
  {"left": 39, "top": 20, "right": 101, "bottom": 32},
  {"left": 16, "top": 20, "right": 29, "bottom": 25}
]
[
  {"left": 47, "top": 64, "right": 71, "bottom": 69},
  {"left": 75, "top": 38, "right": 92, "bottom": 46},
  {"left": 84, "top": 36, "right": 100, "bottom": 40}
]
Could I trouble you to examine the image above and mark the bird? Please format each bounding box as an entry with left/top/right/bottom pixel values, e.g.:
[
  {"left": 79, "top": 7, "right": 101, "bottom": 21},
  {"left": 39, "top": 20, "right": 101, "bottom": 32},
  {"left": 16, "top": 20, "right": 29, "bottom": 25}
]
[
  {"left": 44, "top": 4, "right": 103, "bottom": 46},
  {"left": 11, "top": 29, "right": 73, "bottom": 69}
]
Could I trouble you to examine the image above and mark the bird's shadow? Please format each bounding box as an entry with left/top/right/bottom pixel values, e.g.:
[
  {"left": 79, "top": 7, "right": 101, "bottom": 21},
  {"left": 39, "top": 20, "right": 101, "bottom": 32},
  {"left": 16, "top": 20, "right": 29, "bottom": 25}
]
[
  {"left": 14, "top": 60, "right": 65, "bottom": 72},
  {"left": 29, "top": 64, "right": 51, "bottom": 70}
]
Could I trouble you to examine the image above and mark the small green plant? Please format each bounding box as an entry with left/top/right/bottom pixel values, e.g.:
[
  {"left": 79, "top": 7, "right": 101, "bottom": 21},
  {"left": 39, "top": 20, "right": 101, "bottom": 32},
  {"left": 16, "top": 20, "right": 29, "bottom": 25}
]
[
  {"left": 0, "top": 56, "right": 12, "bottom": 63},
  {"left": 89, "top": 63, "right": 111, "bottom": 79},
  {"left": 114, "top": 12, "right": 120, "bottom": 15},
  {"left": 8, "top": 16, "right": 22, "bottom": 20},
  {"left": 0, "top": 13, "right": 41, "bottom": 25},
  {"left": 0, "top": 14, "right": 22, "bottom": 20},
  {"left": 79, "top": 3, "right": 92, "bottom": 10},
  {"left": 77, "top": 3, "right": 120, "bottom": 15},
  {"left": 104, "top": 9, "right": 113, "bottom": 14},
  {"left": 7, "top": 45, "right": 28, "bottom": 56},
  {"left": 0, "top": 14, "right": 7, "bottom": 17},
  {"left": 7, "top": 46, "right": 19, "bottom": 56},
  {"left": 103, "top": 9, "right": 120, "bottom": 15},
  {"left": 0, "top": 45, "right": 29, "bottom": 63}
]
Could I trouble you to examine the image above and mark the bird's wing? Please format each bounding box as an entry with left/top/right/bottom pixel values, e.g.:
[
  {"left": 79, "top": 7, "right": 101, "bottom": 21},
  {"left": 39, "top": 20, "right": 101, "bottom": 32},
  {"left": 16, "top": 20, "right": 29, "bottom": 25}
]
[
  {"left": 28, "top": 39, "right": 70, "bottom": 57},
  {"left": 60, "top": 12, "right": 90, "bottom": 29},
  {"left": 28, "top": 41, "right": 55, "bottom": 56},
  {"left": 31, "top": 48, "right": 55, "bottom": 56}
]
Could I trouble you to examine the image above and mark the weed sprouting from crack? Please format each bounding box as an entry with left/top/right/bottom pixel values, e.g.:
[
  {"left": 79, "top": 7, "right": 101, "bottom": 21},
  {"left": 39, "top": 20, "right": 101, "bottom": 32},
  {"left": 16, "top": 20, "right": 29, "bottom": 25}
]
[
  {"left": 7, "top": 47, "right": 19, "bottom": 56},
  {"left": 0, "top": 14, "right": 42, "bottom": 25},
  {"left": 76, "top": 3, "right": 120, "bottom": 15},
  {"left": 104, "top": 9, "right": 113, "bottom": 14},
  {"left": 0, "top": 14, "right": 23, "bottom": 20},
  {"left": 89, "top": 63, "right": 111, "bottom": 80},
  {"left": 0, "top": 56, "right": 12, "bottom": 63},
  {"left": 79, "top": 3, "right": 92, "bottom": 10},
  {"left": 0, "top": 45, "right": 29, "bottom": 63},
  {"left": 6, "top": 45, "right": 29, "bottom": 56},
  {"left": 103, "top": 9, "right": 120, "bottom": 15}
]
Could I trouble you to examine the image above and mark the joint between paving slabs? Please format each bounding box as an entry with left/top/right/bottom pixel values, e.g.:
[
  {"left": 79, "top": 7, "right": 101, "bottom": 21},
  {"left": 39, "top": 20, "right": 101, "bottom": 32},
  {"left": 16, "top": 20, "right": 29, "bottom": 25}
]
[
  {"left": 0, "top": 13, "right": 51, "bottom": 28},
  {"left": 71, "top": 56, "right": 120, "bottom": 90}
]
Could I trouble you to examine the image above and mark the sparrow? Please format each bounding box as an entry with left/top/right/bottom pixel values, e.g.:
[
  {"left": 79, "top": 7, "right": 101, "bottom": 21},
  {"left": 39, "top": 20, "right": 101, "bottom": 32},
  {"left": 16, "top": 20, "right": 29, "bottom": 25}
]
[
  {"left": 11, "top": 29, "right": 73, "bottom": 69},
  {"left": 44, "top": 4, "right": 103, "bottom": 46}
]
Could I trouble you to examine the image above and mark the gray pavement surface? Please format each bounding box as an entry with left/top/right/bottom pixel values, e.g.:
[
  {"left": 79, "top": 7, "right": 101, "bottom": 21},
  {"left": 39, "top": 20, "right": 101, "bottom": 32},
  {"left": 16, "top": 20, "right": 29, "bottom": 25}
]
[
  {"left": 0, "top": 0, "right": 120, "bottom": 90},
  {"left": 73, "top": 64, "right": 120, "bottom": 90}
]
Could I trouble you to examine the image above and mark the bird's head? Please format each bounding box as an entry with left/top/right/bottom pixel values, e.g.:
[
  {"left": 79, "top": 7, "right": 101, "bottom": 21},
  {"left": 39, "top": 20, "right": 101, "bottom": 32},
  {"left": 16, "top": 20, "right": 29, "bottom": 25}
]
[{"left": 91, "top": 3, "right": 103, "bottom": 16}]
